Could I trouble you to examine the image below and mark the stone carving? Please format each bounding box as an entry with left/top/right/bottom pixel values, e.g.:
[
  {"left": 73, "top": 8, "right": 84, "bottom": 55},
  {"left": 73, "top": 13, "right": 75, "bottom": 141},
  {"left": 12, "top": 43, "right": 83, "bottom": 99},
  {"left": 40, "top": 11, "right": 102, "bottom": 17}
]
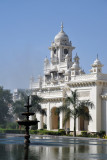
[{"left": 78, "top": 91, "right": 90, "bottom": 97}]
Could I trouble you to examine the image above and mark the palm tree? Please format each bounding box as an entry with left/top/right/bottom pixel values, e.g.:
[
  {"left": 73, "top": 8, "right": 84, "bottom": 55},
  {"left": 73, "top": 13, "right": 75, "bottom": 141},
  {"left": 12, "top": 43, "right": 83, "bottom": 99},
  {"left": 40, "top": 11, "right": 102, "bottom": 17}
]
[
  {"left": 58, "top": 90, "right": 94, "bottom": 137},
  {"left": 31, "top": 95, "right": 46, "bottom": 115},
  {"left": 13, "top": 91, "right": 46, "bottom": 120}
]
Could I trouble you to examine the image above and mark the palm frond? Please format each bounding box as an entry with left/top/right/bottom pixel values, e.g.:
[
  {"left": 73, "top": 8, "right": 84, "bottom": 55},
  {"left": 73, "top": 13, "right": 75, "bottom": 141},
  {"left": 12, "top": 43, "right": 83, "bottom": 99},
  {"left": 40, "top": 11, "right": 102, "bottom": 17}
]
[
  {"left": 63, "top": 108, "right": 71, "bottom": 126},
  {"left": 79, "top": 100, "right": 94, "bottom": 109},
  {"left": 76, "top": 105, "right": 92, "bottom": 121},
  {"left": 58, "top": 104, "right": 68, "bottom": 113},
  {"left": 31, "top": 103, "right": 46, "bottom": 115},
  {"left": 31, "top": 95, "right": 43, "bottom": 105},
  {"left": 30, "top": 95, "right": 46, "bottom": 115}
]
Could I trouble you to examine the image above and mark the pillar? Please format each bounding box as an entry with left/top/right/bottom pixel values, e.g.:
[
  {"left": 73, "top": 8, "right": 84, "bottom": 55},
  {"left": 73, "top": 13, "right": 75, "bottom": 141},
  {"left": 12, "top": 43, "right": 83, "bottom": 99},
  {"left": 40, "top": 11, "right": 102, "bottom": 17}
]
[
  {"left": 47, "top": 102, "right": 51, "bottom": 130},
  {"left": 37, "top": 113, "right": 43, "bottom": 129},
  {"left": 59, "top": 112, "right": 63, "bottom": 129}
]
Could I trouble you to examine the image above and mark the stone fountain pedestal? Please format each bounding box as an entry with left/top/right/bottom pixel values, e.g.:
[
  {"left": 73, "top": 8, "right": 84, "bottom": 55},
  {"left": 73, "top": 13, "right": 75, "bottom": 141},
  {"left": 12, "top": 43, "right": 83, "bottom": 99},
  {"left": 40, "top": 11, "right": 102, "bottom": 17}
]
[{"left": 17, "top": 96, "right": 39, "bottom": 144}]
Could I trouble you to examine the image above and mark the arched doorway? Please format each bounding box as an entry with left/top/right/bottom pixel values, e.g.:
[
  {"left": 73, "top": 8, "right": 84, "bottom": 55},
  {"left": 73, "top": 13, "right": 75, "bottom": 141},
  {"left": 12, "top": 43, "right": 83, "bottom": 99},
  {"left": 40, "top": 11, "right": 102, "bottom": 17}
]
[
  {"left": 80, "top": 107, "right": 89, "bottom": 131},
  {"left": 43, "top": 108, "right": 47, "bottom": 129},
  {"left": 51, "top": 107, "right": 59, "bottom": 129}
]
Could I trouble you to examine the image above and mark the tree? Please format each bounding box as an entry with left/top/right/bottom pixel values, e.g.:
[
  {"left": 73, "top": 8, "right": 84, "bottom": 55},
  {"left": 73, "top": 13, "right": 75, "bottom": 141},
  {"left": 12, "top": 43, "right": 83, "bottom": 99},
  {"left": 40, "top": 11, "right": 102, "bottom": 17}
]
[
  {"left": 0, "top": 86, "right": 13, "bottom": 125},
  {"left": 58, "top": 90, "right": 94, "bottom": 137},
  {"left": 13, "top": 91, "right": 46, "bottom": 120}
]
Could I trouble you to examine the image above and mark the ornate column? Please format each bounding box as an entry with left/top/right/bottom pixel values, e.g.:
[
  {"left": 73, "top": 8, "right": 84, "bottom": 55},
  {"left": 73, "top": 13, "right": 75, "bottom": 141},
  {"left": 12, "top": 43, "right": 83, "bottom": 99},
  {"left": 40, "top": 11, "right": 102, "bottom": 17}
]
[
  {"left": 101, "top": 96, "right": 107, "bottom": 134},
  {"left": 70, "top": 117, "right": 74, "bottom": 131},
  {"left": 37, "top": 113, "right": 43, "bottom": 129},
  {"left": 106, "top": 100, "right": 107, "bottom": 134},
  {"left": 47, "top": 102, "right": 51, "bottom": 130},
  {"left": 76, "top": 118, "right": 79, "bottom": 131},
  {"left": 59, "top": 112, "right": 63, "bottom": 129}
]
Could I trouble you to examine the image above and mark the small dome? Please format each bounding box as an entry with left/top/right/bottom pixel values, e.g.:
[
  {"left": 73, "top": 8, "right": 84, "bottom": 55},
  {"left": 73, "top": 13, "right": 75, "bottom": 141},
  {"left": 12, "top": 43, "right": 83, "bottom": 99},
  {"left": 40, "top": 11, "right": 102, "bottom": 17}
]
[
  {"left": 71, "top": 62, "right": 79, "bottom": 70},
  {"left": 45, "top": 71, "right": 50, "bottom": 75},
  {"left": 64, "top": 69, "right": 70, "bottom": 75},
  {"left": 55, "top": 31, "right": 69, "bottom": 43},
  {"left": 44, "top": 57, "right": 48, "bottom": 62},
  {"left": 44, "top": 57, "right": 49, "bottom": 65},
  {"left": 54, "top": 23, "right": 69, "bottom": 43},
  {"left": 74, "top": 53, "right": 79, "bottom": 62},
  {"left": 92, "top": 57, "right": 103, "bottom": 67}
]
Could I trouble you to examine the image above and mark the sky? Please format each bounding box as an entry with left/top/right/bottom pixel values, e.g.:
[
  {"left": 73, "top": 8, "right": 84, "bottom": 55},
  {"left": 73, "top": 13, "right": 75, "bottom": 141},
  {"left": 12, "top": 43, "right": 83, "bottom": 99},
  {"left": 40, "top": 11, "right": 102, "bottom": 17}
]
[{"left": 0, "top": 0, "right": 107, "bottom": 91}]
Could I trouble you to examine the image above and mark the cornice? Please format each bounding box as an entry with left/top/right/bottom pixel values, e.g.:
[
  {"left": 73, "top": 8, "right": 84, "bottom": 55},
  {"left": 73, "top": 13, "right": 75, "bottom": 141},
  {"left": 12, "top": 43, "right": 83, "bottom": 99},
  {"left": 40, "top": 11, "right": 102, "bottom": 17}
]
[
  {"left": 67, "top": 80, "right": 107, "bottom": 88},
  {"left": 42, "top": 97, "right": 63, "bottom": 103},
  {"left": 101, "top": 95, "right": 107, "bottom": 100}
]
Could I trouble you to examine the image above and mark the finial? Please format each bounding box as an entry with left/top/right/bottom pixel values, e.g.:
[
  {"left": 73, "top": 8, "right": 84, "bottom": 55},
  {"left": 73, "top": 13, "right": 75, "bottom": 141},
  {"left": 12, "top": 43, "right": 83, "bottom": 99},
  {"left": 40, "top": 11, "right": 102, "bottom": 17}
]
[
  {"left": 61, "top": 22, "right": 64, "bottom": 32},
  {"left": 97, "top": 54, "right": 98, "bottom": 59}
]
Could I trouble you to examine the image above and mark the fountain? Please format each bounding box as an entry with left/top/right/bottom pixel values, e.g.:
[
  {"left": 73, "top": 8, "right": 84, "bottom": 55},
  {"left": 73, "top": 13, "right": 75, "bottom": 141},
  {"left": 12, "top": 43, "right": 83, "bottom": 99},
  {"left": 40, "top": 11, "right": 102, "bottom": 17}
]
[{"left": 17, "top": 96, "right": 39, "bottom": 144}]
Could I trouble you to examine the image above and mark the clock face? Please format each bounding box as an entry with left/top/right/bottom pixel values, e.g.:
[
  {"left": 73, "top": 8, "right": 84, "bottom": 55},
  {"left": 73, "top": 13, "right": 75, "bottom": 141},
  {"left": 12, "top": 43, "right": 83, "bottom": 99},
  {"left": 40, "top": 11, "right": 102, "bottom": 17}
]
[{"left": 64, "top": 49, "right": 68, "bottom": 54}]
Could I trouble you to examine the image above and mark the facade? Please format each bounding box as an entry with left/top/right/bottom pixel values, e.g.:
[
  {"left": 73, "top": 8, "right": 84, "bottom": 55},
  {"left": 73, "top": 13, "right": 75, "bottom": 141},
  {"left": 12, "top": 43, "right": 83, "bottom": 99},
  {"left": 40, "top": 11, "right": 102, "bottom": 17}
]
[{"left": 30, "top": 24, "right": 107, "bottom": 133}]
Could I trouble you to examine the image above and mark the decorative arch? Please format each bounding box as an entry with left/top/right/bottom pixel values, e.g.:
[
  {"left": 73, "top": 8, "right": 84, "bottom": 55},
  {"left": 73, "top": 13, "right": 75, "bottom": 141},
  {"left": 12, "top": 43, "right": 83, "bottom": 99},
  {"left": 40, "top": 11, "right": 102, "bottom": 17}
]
[
  {"left": 51, "top": 107, "right": 59, "bottom": 129},
  {"left": 80, "top": 107, "right": 89, "bottom": 131}
]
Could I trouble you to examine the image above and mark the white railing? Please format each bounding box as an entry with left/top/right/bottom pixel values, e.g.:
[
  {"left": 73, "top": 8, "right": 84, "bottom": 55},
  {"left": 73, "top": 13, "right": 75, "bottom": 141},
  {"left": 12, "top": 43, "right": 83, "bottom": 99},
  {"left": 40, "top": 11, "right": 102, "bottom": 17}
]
[
  {"left": 39, "top": 91, "right": 63, "bottom": 98},
  {"left": 71, "top": 74, "right": 97, "bottom": 81},
  {"left": 97, "top": 74, "right": 107, "bottom": 80},
  {"left": 71, "top": 73, "right": 107, "bottom": 82},
  {"left": 30, "top": 82, "right": 40, "bottom": 89}
]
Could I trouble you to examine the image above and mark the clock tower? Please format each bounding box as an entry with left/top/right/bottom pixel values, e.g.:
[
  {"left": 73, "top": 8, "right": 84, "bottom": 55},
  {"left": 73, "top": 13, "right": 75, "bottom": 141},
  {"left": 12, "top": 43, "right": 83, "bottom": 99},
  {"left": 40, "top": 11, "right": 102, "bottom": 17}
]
[{"left": 49, "top": 23, "right": 75, "bottom": 68}]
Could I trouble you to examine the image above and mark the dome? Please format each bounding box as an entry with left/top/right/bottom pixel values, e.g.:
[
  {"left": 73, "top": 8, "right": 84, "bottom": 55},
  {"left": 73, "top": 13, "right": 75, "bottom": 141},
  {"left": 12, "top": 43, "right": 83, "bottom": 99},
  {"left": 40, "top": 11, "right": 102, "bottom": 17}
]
[
  {"left": 71, "top": 62, "right": 79, "bottom": 70},
  {"left": 44, "top": 57, "right": 48, "bottom": 62},
  {"left": 54, "top": 31, "right": 69, "bottom": 42},
  {"left": 74, "top": 53, "right": 79, "bottom": 61},
  {"left": 64, "top": 69, "right": 70, "bottom": 75},
  {"left": 54, "top": 23, "right": 69, "bottom": 43},
  {"left": 45, "top": 71, "right": 50, "bottom": 75},
  {"left": 92, "top": 57, "right": 103, "bottom": 67},
  {"left": 44, "top": 57, "right": 49, "bottom": 64}
]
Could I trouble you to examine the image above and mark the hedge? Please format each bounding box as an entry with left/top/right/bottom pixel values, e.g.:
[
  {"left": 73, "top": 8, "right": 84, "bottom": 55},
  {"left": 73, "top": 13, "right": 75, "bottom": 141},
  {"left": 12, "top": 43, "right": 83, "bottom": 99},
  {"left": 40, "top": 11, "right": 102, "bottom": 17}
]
[
  {"left": 0, "top": 129, "right": 66, "bottom": 135},
  {"left": 0, "top": 129, "right": 25, "bottom": 134}
]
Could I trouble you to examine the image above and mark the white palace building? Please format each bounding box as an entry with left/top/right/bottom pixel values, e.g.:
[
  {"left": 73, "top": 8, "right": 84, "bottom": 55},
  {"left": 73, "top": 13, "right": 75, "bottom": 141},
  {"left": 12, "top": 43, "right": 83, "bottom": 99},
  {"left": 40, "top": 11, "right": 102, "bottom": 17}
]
[{"left": 30, "top": 24, "right": 107, "bottom": 134}]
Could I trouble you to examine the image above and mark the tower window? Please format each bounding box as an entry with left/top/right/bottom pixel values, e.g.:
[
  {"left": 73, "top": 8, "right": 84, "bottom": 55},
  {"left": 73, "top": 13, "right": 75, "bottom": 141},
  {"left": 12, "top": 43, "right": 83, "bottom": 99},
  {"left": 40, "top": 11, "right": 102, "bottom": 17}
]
[
  {"left": 54, "top": 49, "right": 56, "bottom": 54},
  {"left": 64, "top": 49, "right": 68, "bottom": 54}
]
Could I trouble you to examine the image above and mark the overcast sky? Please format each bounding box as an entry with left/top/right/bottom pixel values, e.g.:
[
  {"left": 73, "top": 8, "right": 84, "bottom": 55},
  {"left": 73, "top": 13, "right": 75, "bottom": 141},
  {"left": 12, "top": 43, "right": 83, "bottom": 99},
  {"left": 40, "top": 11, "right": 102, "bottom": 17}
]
[{"left": 0, "top": 0, "right": 107, "bottom": 91}]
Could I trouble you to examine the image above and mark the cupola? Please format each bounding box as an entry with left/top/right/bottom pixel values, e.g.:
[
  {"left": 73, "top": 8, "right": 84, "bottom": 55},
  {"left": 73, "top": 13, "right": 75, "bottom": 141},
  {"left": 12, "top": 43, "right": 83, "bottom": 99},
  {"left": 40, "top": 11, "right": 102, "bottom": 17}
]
[
  {"left": 90, "top": 55, "right": 103, "bottom": 74},
  {"left": 54, "top": 23, "right": 69, "bottom": 45}
]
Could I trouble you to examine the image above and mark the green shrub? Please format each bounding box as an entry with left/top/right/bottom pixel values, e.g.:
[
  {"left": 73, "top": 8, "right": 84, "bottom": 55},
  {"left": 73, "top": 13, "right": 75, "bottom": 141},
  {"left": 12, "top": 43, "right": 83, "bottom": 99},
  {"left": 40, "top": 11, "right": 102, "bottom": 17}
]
[
  {"left": 98, "top": 130, "right": 106, "bottom": 138},
  {"left": 81, "top": 131, "right": 88, "bottom": 137},
  {"left": 32, "top": 129, "right": 66, "bottom": 136},
  {"left": 58, "top": 129, "right": 66, "bottom": 135},
  {"left": 6, "top": 122, "right": 19, "bottom": 129},
  {"left": 31, "top": 125, "right": 38, "bottom": 130},
  {"left": 43, "top": 123, "right": 47, "bottom": 129},
  {"left": 0, "top": 129, "right": 25, "bottom": 134},
  {"left": 89, "top": 132, "right": 98, "bottom": 138},
  {"left": 30, "top": 130, "right": 38, "bottom": 134}
]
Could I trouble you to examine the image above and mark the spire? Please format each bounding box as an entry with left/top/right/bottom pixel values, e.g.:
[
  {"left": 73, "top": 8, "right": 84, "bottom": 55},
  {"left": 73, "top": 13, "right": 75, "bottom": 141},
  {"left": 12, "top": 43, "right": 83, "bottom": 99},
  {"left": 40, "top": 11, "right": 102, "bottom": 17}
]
[
  {"left": 74, "top": 53, "right": 79, "bottom": 62},
  {"left": 97, "top": 54, "right": 98, "bottom": 59},
  {"left": 61, "top": 22, "right": 64, "bottom": 32}
]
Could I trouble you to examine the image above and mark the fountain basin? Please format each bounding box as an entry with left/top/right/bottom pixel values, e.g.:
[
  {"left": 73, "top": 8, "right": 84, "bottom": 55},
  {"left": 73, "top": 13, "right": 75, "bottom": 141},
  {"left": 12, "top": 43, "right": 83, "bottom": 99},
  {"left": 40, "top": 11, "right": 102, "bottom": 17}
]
[
  {"left": 17, "top": 120, "right": 39, "bottom": 126},
  {"left": 22, "top": 112, "right": 35, "bottom": 116}
]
